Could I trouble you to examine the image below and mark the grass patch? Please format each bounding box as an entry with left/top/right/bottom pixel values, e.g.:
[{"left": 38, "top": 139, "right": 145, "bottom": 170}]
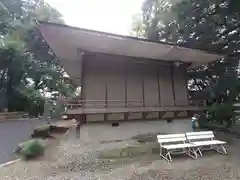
[
  {"left": 131, "top": 132, "right": 165, "bottom": 143},
  {"left": 99, "top": 143, "right": 159, "bottom": 159}
]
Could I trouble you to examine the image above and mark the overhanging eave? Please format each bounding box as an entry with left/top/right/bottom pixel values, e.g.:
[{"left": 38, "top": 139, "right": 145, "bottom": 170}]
[{"left": 38, "top": 21, "right": 224, "bottom": 82}]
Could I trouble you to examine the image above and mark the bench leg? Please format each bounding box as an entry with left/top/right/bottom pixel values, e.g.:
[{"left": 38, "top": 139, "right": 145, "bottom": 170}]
[
  {"left": 166, "top": 152, "right": 172, "bottom": 162},
  {"left": 185, "top": 148, "right": 198, "bottom": 158},
  {"left": 160, "top": 148, "right": 198, "bottom": 163},
  {"left": 222, "top": 145, "right": 227, "bottom": 154},
  {"left": 212, "top": 145, "right": 227, "bottom": 155},
  {"left": 197, "top": 145, "right": 227, "bottom": 156},
  {"left": 196, "top": 147, "right": 203, "bottom": 157},
  {"left": 160, "top": 146, "right": 172, "bottom": 163},
  {"left": 160, "top": 152, "right": 171, "bottom": 163},
  {"left": 160, "top": 147, "right": 200, "bottom": 163}
]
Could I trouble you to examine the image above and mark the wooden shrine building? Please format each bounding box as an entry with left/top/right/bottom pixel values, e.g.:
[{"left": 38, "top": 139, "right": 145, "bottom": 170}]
[{"left": 38, "top": 21, "right": 222, "bottom": 123}]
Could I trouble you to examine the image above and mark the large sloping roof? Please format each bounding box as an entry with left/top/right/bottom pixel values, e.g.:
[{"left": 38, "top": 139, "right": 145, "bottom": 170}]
[{"left": 38, "top": 21, "right": 223, "bottom": 84}]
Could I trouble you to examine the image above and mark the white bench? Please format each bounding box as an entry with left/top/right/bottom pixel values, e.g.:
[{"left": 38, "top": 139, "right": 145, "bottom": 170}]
[
  {"left": 157, "top": 134, "right": 198, "bottom": 163},
  {"left": 186, "top": 131, "right": 227, "bottom": 156}
]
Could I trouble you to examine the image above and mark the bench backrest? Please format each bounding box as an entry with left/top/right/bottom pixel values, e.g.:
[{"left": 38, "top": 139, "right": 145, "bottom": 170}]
[
  {"left": 157, "top": 134, "right": 187, "bottom": 145},
  {"left": 186, "top": 131, "right": 214, "bottom": 142}
]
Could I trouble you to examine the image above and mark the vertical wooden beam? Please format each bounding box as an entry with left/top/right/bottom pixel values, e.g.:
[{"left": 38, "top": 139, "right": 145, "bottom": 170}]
[
  {"left": 104, "top": 83, "right": 108, "bottom": 121},
  {"left": 157, "top": 64, "right": 161, "bottom": 107},
  {"left": 105, "top": 83, "right": 108, "bottom": 108},
  {"left": 77, "top": 48, "right": 85, "bottom": 101},
  {"left": 141, "top": 64, "right": 145, "bottom": 119},
  {"left": 76, "top": 49, "right": 85, "bottom": 132},
  {"left": 124, "top": 58, "right": 127, "bottom": 108},
  {"left": 185, "top": 63, "right": 191, "bottom": 105},
  {"left": 156, "top": 64, "right": 161, "bottom": 119},
  {"left": 104, "top": 60, "right": 108, "bottom": 121},
  {"left": 141, "top": 64, "right": 145, "bottom": 107},
  {"left": 124, "top": 58, "right": 128, "bottom": 120},
  {"left": 170, "top": 63, "right": 176, "bottom": 106}
]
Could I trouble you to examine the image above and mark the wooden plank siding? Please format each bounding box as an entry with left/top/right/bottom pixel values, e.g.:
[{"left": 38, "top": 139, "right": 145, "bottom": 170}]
[
  {"left": 81, "top": 53, "right": 190, "bottom": 122},
  {"left": 105, "top": 56, "right": 125, "bottom": 120},
  {"left": 83, "top": 55, "right": 106, "bottom": 121},
  {"left": 158, "top": 64, "right": 175, "bottom": 106},
  {"left": 173, "top": 66, "right": 189, "bottom": 106}
]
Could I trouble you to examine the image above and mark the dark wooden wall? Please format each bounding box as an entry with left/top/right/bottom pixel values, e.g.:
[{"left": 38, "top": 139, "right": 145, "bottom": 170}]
[{"left": 82, "top": 53, "right": 189, "bottom": 122}]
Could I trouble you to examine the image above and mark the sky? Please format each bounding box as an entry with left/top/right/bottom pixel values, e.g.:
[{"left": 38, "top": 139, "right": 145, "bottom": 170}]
[{"left": 45, "top": 0, "right": 144, "bottom": 35}]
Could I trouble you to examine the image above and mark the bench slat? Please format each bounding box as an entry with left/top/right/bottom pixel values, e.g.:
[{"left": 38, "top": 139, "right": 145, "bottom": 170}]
[
  {"left": 158, "top": 137, "right": 186, "bottom": 143},
  {"left": 192, "top": 140, "right": 226, "bottom": 146},
  {"left": 186, "top": 131, "right": 213, "bottom": 136},
  {"left": 162, "top": 143, "right": 196, "bottom": 149},
  {"left": 157, "top": 134, "right": 185, "bottom": 139},
  {"left": 187, "top": 135, "right": 214, "bottom": 140}
]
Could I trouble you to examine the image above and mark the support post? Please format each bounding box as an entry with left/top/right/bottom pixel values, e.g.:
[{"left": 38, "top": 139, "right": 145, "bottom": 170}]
[{"left": 75, "top": 48, "right": 85, "bottom": 138}]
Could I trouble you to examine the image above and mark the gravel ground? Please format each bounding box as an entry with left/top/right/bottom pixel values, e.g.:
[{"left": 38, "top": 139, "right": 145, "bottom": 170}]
[{"left": 1, "top": 121, "right": 240, "bottom": 179}]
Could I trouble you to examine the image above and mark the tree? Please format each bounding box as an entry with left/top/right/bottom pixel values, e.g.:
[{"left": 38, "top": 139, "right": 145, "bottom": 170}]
[
  {"left": 133, "top": 0, "right": 240, "bottom": 127},
  {"left": 0, "top": 0, "right": 75, "bottom": 116}
]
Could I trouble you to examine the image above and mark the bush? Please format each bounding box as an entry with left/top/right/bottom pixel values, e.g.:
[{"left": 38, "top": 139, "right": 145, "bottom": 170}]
[
  {"left": 31, "top": 124, "right": 69, "bottom": 138},
  {"left": 31, "top": 124, "right": 51, "bottom": 138},
  {"left": 16, "top": 140, "right": 44, "bottom": 159},
  {"left": 49, "top": 125, "right": 68, "bottom": 133},
  {"left": 206, "top": 102, "right": 234, "bottom": 128}
]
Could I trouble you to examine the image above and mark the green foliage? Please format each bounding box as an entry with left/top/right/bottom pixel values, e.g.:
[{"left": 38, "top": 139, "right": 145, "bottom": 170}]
[
  {"left": 207, "top": 102, "right": 234, "bottom": 128},
  {"left": 133, "top": 0, "right": 240, "bottom": 127},
  {"left": 31, "top": 124, "right": 68, "bottom": 137},
  {"left": 0, "top": 0, "right": 76, "bottom": 114},
  {"left": 16, "top": 139, "right": 44, "bottom": 159},
  {"left": 35, "top": 124, "right": 51, "bottom": 131},
  {"left": 31, "top": 124, "right": 51, "bottom": 138}
]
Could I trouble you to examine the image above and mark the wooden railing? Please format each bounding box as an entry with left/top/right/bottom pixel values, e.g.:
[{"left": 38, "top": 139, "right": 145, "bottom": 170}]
[
  {"left": 66, "top": 100, "right": 206, "bottom": 109},
  {"left": 67, "top": 100, "right": 144, "bottom": 108}
]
